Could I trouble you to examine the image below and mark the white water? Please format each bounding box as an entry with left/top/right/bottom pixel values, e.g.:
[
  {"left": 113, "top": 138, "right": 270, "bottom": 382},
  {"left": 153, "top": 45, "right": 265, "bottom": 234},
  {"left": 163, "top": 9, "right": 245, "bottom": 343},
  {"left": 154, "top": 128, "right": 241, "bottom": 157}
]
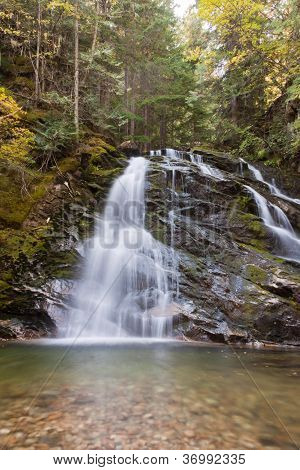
[
  {"left": 241, "top": 158, "right": 300, "bottom": 205},
  {"left": 190, "top": 154, "right": 224, "bottom": 180},
  {"left": 169, "top": 168, "right": 180, "bottom": 298},
  {"left": 67, "top": 157, "right": 178, "bottom": 338},
  {"left": 166, "top": 148, "right": 182, "bottom": 159},
  {"left": 245, "top": 185, "right": 300, "bottom": 263},
  {"left": 150, "top": 150, "right": 162, "bottom": 157}
]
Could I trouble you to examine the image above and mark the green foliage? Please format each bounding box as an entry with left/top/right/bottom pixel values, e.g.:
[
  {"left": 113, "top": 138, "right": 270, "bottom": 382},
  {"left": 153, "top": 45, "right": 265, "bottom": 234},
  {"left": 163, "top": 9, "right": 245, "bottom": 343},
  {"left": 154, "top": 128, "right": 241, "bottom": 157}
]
[
  {"left": 34, "top": 117, "right": 76, "bottom": 166},
  {"left": 287, "top": 77, "right": 300, "bottom": 102},
  {"left": 0, "top": 86, "right": 34, "bottom": 166},
  {"left": 0, "top": 0, "right": 298, "bottom": 160},
  {"left": 178, "top": 0, "right": 300, "bottom": 162}
]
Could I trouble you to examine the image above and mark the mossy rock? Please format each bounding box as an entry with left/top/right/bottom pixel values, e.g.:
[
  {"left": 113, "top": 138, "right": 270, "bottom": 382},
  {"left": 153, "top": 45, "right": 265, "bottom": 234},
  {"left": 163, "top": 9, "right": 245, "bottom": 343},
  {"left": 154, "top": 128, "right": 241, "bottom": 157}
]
[
  {"left": 233, "top": 195, "right": 251, "bottom": 211},
  {"left": 55, "top": 156, "right": 80, "bottom": 174},
  {"left": 0, "top": 228, "right": 47, "bottom": 260},
  {"left": 244, "top": 264, "right": 269, "bottom": 285}
]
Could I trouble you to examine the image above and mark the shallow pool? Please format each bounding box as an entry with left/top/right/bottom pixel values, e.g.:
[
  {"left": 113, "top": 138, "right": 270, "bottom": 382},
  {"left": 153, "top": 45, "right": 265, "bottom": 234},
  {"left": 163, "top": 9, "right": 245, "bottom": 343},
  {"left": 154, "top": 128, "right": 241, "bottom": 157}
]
[{"left": 0, "top": 340, "right": 299, "bottom": 449}]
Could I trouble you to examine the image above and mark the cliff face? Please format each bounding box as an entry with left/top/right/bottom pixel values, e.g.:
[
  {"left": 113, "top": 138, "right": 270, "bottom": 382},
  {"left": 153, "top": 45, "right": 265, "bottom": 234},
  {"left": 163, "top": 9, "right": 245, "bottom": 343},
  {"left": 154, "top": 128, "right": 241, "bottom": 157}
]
[
  {"left": 0, "top": 138, "right": 126, "bottom": 339},
  {"left": 1, "top": 145, "right": 300, "bottom": 346},
  {"left": 146, "top": 150, "right": 300, "bottom": 346}
]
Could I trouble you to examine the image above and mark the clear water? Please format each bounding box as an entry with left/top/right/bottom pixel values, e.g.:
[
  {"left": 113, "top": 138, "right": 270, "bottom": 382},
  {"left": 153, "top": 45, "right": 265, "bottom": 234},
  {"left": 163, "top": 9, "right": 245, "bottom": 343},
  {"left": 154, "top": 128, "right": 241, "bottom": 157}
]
[{"left": 0, "top": 341, "right": 299, "bottom": 450}]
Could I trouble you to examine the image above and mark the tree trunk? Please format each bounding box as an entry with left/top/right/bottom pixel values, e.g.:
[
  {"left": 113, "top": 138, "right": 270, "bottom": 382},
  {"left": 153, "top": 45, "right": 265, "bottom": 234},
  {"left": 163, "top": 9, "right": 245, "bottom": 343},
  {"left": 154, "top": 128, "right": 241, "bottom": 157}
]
[
  {"left": 35, "top": 0, "right": 42, "bottom": 104},
  {"left": 125, "top": 66, "right": 129, "bottom": 136},
  {"left": 82, "top": 0, "right": 100, "bottom": 85},
  {"left": 144, "top": 105, "right": 151, "bottom": 153},
  {"left": 74, "top": 0, "right": 80, "bottom": 141},
  {"left": 160, "top": 112, "right": 166, "bottom": 149},
  {"left": 130, "top": 72, "right": 135, "bottom": 137}
]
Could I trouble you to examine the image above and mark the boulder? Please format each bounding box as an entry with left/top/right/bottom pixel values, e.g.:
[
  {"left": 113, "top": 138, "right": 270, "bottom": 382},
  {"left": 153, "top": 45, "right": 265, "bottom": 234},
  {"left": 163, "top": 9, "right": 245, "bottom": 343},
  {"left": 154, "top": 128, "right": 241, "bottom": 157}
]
[{"left": 117, "top": 141, "right": 139, "bottom": 157}]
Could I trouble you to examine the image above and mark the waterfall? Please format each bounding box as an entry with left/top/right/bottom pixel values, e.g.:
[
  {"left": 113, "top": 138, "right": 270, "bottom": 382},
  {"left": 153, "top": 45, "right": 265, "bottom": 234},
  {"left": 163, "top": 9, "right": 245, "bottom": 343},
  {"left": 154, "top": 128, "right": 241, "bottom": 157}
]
[
  {"left": 150, "top": 150, "right": 162, "bottom": 157},
  {"left": 169, "top": 167, "right": 180, "bottom": 298},
  {"left": 270, "top": 183, "right": 300, "bottom": 206},
  {"left": 66, "top": 157, "right": 178, "bottom": 339},
  {"left": 241, "top": 158, "right": 300, "bottom": 205},
  {"left": 245, "top": 185, "right": 300, "bottom": 263},
  {"left": 190, "top": 154, "right": 224, "bottom": 180},
  {"left": 166, "top": 148, "right": 181, "bottom": 159},
  {"left": 239, "top": 160, "right": 244, "bottom": 177}
]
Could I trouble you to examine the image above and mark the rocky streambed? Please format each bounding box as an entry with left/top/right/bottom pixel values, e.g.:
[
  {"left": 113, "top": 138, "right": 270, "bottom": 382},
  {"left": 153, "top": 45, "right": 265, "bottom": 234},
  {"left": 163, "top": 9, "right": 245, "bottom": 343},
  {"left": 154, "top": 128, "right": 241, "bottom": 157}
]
[{"left": 0, "top": 342, "right": 299, "bottom": 450}]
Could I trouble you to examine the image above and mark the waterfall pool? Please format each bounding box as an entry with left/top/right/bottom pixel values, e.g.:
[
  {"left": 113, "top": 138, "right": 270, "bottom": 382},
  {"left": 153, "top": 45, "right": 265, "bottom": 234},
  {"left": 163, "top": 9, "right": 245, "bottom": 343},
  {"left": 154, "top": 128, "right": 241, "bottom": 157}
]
[{"left": 0, "top": 340, "right": 299, "bottom": 450}]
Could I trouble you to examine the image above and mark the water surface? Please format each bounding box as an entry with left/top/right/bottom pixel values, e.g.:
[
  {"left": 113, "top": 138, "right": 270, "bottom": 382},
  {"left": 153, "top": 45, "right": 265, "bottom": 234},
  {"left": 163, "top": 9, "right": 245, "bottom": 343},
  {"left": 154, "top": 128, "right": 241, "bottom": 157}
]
[{"left": 0, "top": 341, "right": 299, "bottom": 449}]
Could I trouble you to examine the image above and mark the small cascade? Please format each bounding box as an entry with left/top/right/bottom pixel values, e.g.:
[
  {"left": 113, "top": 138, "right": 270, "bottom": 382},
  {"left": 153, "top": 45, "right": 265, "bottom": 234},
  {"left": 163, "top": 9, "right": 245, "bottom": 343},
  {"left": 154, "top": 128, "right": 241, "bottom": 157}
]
[
  {"left": 241, "top": 158, "right": 300, "bottom": 205},
  {"left": 270, "top": 183, "right": 300, "bottom": 206},
  {"left": 239, "top": 160, "right": 244, "bottom": 177},
  {"left": 169, "top": 167, "right": 180, "bottom": 298},
  {"left": 150, "top": 150, "right": 162, "bottom": 157},
  {"left": 245, "top": 185, "right": 300, "bottom": 263},
  {"left": 67, "top": 157, "right": 179, "bottom": 338},
  {"left": 165, "top": 148, "right": 183, "bottom": 159},
  {"left": 190, "top": 154, "right": 224, "bottom": 180}
]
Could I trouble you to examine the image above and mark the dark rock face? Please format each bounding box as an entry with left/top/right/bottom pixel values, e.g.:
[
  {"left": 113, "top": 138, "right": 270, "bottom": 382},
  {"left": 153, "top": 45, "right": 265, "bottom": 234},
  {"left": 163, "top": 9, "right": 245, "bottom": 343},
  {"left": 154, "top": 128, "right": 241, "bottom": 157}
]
[
  {"left": 146, "top": 152, "right": 300, "bottom": 346},
  {"left": 0, "top": 145, "right": 127, "bottom": 339},
  {"left": 1, "top": 145, "right": 300, "bottom": 346},
  {"left": 117, "top": 141, "right": 140, "bottom": 157}
]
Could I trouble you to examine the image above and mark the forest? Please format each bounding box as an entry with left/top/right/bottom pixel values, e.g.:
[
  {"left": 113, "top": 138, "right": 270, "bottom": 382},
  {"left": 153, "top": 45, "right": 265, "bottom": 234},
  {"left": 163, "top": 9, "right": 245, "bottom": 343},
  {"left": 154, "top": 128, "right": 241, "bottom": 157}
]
[{"left": 0, "top": 0, "right": 299, "bottom": 169}]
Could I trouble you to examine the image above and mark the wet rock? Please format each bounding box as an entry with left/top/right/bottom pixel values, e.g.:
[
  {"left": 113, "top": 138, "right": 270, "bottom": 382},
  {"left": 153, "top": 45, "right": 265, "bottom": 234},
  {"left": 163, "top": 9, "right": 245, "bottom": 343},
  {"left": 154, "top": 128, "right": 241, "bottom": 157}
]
[
  {"left": 0, "top": 143, "right": 126, "bottom": 339},
  {"left": 117, "top": 141, "right": 139, "bottom": 157},
  {"left": 146, "top": 151, "right": 300, "bottom": 346}
]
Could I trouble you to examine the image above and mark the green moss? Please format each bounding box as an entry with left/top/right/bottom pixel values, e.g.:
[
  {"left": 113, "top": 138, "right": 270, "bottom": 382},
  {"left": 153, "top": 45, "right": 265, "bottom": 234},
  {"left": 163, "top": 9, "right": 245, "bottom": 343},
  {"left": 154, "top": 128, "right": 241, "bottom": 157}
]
[
  {"left": 0, "top": 229, "right": 47, "bottom": 260},
  {"left": 89, "top": 166, "right": 122, "bottom": 180},
  {"left": 0, "top": 172, "right": 33, "bottom": 226},
  {"left": 0, "top": 154, "right": 82, "bottom": 227},
  {"left": 232, "top": 202, "right": 267, "bottom": 239},
  {"left": 192, "top": 146, "right": 228, "bottom": 158},
  {"left": 248, "top": 238, "right": 268, "bottom": 251},
  {"left": 56, "top": 156, "right": 80, "bottom": 174},
  {"left": 240, "top": 214, "right": 267, "bottom": 238},
  {"left": 244, "top": 264, "right": 269, "bottom": 284},
  {"left": 26, "top": 108, "right": 50, "bottom": 123},
  {"left": 80, "top": 136, "right": 117, "bottom": 160},
  {"left": 248, "top": 220, "right": 265, "bottom": 236},
  {"left": 13, "top": 76, "right": 35, "bottom": 91},
  {"left": 239, "top": 242, "right": 285, "bottom": 263},
  {"left": 151, "top": 226, "right": 168, "bottom": 244},
  {"left": 1, "top": 272, "right": 13, "bottom": 282},
  {"left": 50, "top": 250, "right": 80, "bottom": 279},
  {"left": 233, "top": 195, "right": 251, "bottom": 211},
  {"left": 0, "top": 280, "right": 10, "bottom": 292}
]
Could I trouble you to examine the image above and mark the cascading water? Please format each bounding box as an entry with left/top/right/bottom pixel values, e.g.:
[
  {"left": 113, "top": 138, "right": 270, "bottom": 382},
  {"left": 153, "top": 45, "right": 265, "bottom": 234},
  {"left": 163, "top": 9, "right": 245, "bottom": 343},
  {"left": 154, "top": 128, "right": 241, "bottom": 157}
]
[
  {"left": 67, "top": 157, "right": 178, "bottom": 339},
  {"left": 245, "top": 185, "right": 300, "bottom": 263},
  {"left": 190, "top": 154, "right": 224, "bottom": 180},
  {"left": 150, "top": 150, "right": 162, "bottom": 157},
  {"left": 241, "top": 158, "right": 300, "bottom": 205},
  {"left": 166, "top": 148, "right": 182, "bottom": 159},
  {"left": 168, "top": 168, "right": 180, "bottom": 298}
]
